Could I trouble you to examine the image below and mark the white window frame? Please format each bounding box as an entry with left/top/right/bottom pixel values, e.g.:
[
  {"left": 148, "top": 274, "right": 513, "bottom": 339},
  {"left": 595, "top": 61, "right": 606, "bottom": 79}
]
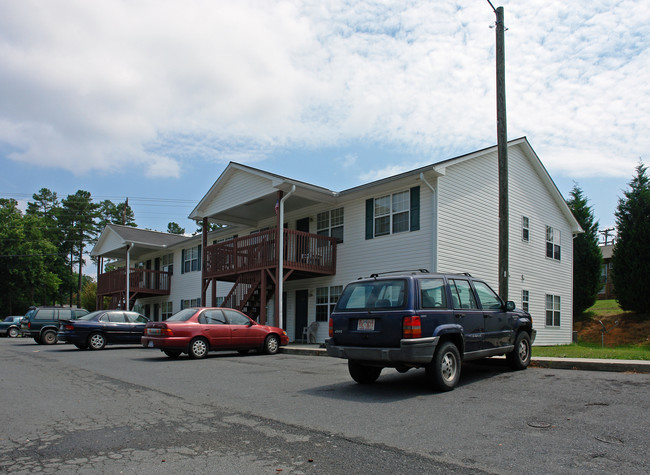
[
  {"left": 545, "top": 294, "right": 561, "bottom": 327},
  {"left": 546, "top": 226, "right": 561, "bottom": 261},
  {"left": 522, "top": 216, "right": 530, "bottom": 242},
  {"left": 522, "top": 290, "right": 530, "bottom": 312},
  {"left": 161, "top": 301, "right": 173, "bottom": 320},
  {"left": 183, "top": 246, "right": 201, "bottom": 273},
  {"left": 315, "top": 285, "right": 342, "bottom": 322},
  {"left": 374, "top": 190, "right": 410, "bottom": 237},
  {"left": 317, "top": 208, "right": 344, "bottom": 243},
  {"left": 180, "top": 298, "right": 201, "bottom": 310}
]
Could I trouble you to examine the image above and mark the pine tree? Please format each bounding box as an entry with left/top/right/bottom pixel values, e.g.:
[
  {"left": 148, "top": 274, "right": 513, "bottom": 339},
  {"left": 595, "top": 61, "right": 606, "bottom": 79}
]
[
  {"left": 566, "top": 185, "right": 602, "bottom": 314},
  {"left": 611, "top": 163, "right": 650, "bottom": 313}
]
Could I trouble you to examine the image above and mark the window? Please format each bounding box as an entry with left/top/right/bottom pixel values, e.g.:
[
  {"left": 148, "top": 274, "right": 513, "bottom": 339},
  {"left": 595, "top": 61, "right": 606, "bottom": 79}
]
[
  {"left": 180, "top": 298, "right": 201, "bottom": 310},
  {"left": 420, "top": 278, "right": 447, "bottom": 309},
  {"left": 199, "top": 309, "right": 227, "bottom": 325},
  {"left": 161, "top": 302, "right": 173, "bottom": 320},
  {"left": 182, "top": 245, "right": 201, "bottom": 273},
  {"left": 546, "top": 226, "right": 561, "bottom": 260},
  {"left": 223, "top": 309, "right": 250, "bottom": 325},
  {"left": 161, "top": 253, "right": 173, "bottom": 274},
  {"left": 522, "top": 217, "right": 530, "bottom": 242},
  {"left": 473, "top": 281, "right": 502, "bottom": 310},
  {"left": 522, "top": 290, "right": 530, "bottom": 312},
  {"left": 545, "top": 294, "right": 561, "bottom": 327},
  {"left": 374, "top": 191, "right": 410, "bottom": 236},
  {"left": 317, "top": 208, "right": 344, "bottom": 243},
  {"left": 449, "top": 280, "right": 478, "bottom": 309},
  {"left": 316, "top": 285, "right": 343, "bottom": 321}
]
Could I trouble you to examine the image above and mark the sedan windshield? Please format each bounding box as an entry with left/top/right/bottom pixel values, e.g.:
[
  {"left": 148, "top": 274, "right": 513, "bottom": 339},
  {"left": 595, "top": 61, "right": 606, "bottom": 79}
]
[{"left": 166, "top": 308, "right": 199, "bottom": 322}]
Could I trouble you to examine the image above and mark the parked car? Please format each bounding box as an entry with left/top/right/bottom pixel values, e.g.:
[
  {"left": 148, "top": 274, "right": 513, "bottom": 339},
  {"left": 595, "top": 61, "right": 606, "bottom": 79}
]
[
  {"left": 21, "top": 307, "right": 89, "bottom": 344},
  {"left": 142, "top": 307, "right": 289, "bottom": 359},
  {"left": 325, "top": 271, "right": 536, "bottom": 391},
  {"left": 0, "top": 316, "right": 23, "bottom": 338},
  {"left": 57, "top": 310, "right": 149, "bottom": 350}
]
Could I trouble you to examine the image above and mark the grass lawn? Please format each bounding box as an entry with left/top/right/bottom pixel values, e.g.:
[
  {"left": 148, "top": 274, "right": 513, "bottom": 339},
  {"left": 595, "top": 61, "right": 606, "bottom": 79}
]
[
  {"left": 534, "top": 299, "right": 650, "bottom": 360},
  {"left": 533, "top": 342, "right": 650, "bottom": 360}
]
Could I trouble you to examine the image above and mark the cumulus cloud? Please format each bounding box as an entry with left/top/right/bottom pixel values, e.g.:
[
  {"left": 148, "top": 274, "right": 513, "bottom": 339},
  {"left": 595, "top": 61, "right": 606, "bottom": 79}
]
[{"left": 0, "top": 0, "right": 647, "bottom": 180}]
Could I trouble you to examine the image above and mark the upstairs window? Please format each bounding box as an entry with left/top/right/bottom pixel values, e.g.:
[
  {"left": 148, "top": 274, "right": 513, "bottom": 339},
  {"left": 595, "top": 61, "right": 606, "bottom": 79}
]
[
  {"left": 161, "top": 253, "right": 173, "bottom": 274},
  {"left": 182, "top": 245, "right": 201, "bottom": 273},
  {"left": 546, "top": 226, "right": 561, "bottom": 260},
  {"left": 317, "top": 208, "right": 344, "bottom": 243},
  {"left": 366, "top": 187, "right": 419, "bottom": 239},
  {"left": 522, "top": 217, "right": 530, "bottom": 242}
]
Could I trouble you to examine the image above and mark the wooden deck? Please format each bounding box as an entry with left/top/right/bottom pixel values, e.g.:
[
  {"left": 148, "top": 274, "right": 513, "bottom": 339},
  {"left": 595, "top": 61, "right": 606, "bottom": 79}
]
[
  {"left": 203, "top": 228, "right": 336, "bottom": 281},
  {"left": 97, "top": 268, "right": 171, "bottom": 297}
]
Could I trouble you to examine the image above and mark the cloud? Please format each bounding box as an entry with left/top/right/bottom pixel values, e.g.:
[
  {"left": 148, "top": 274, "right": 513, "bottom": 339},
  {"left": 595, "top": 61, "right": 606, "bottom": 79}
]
[{"left": 0, "top": 0, "right": 648, "bottom": 181}]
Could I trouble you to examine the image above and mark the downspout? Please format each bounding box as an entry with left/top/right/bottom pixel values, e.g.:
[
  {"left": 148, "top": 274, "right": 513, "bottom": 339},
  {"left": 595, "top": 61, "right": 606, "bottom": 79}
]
[
  {"left": 277, "top": 185, "right": 296, "bottom": 329},
  {"left": 419, "top": 173, "right": 438, "bottom": 273}
]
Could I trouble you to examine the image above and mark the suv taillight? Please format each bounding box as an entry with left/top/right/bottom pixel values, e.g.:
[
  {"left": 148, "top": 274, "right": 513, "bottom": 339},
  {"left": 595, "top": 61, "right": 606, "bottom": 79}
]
[
  {"left": 403, "top": 316, "right": 422, "bottom": 339},
  {"left": 329, "top": 318, "right": 333, "bottom": 337}
]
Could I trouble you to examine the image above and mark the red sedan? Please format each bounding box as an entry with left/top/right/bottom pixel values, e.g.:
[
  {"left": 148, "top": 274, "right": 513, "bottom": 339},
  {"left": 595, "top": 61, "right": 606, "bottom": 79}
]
[{"left": 141, "top": 307, "right": 289, "bottom": 359}]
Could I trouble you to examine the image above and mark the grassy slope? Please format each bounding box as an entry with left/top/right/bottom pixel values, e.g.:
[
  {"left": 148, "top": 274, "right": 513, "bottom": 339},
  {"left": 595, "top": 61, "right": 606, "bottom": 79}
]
[{"left": 533, "top": 299, "right": 650, "bottom": 360}]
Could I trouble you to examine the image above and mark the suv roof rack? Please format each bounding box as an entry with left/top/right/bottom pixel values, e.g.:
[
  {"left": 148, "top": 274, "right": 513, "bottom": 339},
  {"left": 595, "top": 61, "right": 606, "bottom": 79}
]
[{"left": 366, "top": 269, "right": 430, "bottom": 279}]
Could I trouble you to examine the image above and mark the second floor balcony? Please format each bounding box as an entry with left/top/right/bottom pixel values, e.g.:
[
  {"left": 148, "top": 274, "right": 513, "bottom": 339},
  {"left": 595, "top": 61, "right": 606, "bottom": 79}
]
[
  {"left": 203, "top": 228, "right": 337, "bottom": 281},
  {"left": 97, "top": 268, "right": 172, "bottom": 298}
]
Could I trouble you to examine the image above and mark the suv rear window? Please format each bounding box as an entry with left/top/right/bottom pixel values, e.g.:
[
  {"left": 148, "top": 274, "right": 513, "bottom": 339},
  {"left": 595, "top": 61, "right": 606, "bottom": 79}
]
[{"left": 336, "top": 279, "right": 406, "bottom": 311}]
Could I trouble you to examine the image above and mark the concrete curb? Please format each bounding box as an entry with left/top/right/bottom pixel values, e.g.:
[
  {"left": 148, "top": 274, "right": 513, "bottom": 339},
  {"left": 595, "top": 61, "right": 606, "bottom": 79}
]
[{"left": 280, "top": 345, "right": 650, "bottom": 373}]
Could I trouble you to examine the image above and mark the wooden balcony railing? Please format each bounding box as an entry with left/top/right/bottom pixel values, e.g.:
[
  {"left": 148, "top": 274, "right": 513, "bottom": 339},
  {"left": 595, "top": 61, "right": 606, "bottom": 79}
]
[
  {"left": 97, "top": 268, "right": 171, "bottom": 296},
  {"left": 204, "top": 228, "right": 336, "bottom": 280}
]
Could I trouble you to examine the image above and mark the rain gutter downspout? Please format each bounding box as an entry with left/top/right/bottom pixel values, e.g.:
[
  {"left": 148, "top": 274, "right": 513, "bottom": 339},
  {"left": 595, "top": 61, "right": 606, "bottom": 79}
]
[
  {"left": 419, "top": 173, "right": 438, "bottom": 273},
  {"left": 278, "top": 185, "right": 296, "bottom": 329}
]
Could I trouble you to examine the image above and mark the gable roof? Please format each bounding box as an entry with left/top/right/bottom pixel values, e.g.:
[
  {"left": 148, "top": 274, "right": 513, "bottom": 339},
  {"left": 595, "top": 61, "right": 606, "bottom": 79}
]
[
  {"left": 189, "top": 137, "right": 581, "bottom": 234},
  {"left": 91, "top": 224, "right": 191, "bottom": 259}
]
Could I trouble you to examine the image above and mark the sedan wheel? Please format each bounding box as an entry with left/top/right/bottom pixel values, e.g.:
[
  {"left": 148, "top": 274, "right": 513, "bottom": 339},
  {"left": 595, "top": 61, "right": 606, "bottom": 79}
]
[
  {"left": 8, "top": 327, "right": 19, "bottom": 338},
  {"left": 188, "top": 338, "right": 209, "bottom": 359},
  {"left": 88, "top": 333, "right": 106, "bottom": 351},
  {"left": 263, "top": 335, "right": 280, "bottom": 355}
]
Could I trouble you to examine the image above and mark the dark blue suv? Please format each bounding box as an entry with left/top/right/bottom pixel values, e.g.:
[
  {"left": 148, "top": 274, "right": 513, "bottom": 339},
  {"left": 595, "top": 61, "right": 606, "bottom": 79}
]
[{"left": 325, "top": 271, "right": 536, "bottom": 391}]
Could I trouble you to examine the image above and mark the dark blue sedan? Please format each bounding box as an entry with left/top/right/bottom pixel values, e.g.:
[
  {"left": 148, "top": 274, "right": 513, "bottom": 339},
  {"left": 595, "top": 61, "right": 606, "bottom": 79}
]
[{"left": 58, "top": 310, "right": 149, "bottom": 350}]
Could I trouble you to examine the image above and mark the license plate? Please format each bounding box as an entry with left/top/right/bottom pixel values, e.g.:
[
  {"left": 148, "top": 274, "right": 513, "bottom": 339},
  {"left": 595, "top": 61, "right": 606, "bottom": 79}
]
[
  {"left": 146, "top": 328, "right": 161, "bottom": 336},
  {"left": 357, "top": 319, "right": 375, "bottom": 331}
]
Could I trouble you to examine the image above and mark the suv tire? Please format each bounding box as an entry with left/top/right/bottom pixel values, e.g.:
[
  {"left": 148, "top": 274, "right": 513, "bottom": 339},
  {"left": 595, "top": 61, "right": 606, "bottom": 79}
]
[
  {"left": 506, "top": 332, "right": 531, "bottom": 370},
  {"left": 42, "top": 330, "right": 57, "bottom": 345},
  {"left": 427, "top": 341, "right": 461, "bottom": 391},
  {"left": 348, "top": 360, "right": 382, "bottom": 384}
]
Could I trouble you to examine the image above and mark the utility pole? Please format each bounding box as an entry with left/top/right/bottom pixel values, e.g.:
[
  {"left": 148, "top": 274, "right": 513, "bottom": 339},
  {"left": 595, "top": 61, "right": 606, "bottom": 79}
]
[{"left": 488, "top": 2, "right": 509, "bottom": 301}]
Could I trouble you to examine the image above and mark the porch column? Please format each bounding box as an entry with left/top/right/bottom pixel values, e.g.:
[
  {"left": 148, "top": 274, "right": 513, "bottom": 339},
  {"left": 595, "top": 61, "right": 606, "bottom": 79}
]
[
  {"left": 96, "top": 257, "right": 102, "bottom": 310},
  {"left": 201, "top": 217, "right": 208, "bottom": 306}
]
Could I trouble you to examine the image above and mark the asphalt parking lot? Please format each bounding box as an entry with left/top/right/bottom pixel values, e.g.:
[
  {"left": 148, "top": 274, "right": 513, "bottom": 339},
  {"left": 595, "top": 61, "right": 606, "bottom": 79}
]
[{"left": 1, "top": 338, "right": 649, "bottom": 474}]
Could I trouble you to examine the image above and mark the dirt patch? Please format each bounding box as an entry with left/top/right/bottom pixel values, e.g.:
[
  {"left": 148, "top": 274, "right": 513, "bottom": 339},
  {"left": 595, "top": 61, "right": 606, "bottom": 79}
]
[{"left": 574, "top": 313, "right": 650, "bottom": 346}]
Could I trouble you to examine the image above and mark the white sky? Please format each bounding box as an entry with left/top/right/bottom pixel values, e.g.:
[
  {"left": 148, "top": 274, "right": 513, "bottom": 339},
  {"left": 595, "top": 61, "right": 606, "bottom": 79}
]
[{"left": 1, "top": 0, "right": 648, "bottom": 233}]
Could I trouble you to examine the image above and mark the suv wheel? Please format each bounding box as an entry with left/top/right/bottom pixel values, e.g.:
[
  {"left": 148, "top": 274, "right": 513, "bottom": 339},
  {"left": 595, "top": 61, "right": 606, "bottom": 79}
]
[
  {"left": 506, "top": 332, "right": 531, "bottom": 370},
  {"left": 41, "top": 330, "right": 57, "bottom": 345},
  {"left": 348, "top": 360, "right": 382, "bottom": 384},
  {"left": 427, "top": 341, "right": 461, "bottom": 391}
]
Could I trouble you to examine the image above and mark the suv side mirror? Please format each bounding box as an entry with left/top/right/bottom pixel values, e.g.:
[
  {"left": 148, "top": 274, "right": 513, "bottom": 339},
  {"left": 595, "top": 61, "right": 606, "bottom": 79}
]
[{"left": 505, "top": 301, "right": 516, "bottom": 311}]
